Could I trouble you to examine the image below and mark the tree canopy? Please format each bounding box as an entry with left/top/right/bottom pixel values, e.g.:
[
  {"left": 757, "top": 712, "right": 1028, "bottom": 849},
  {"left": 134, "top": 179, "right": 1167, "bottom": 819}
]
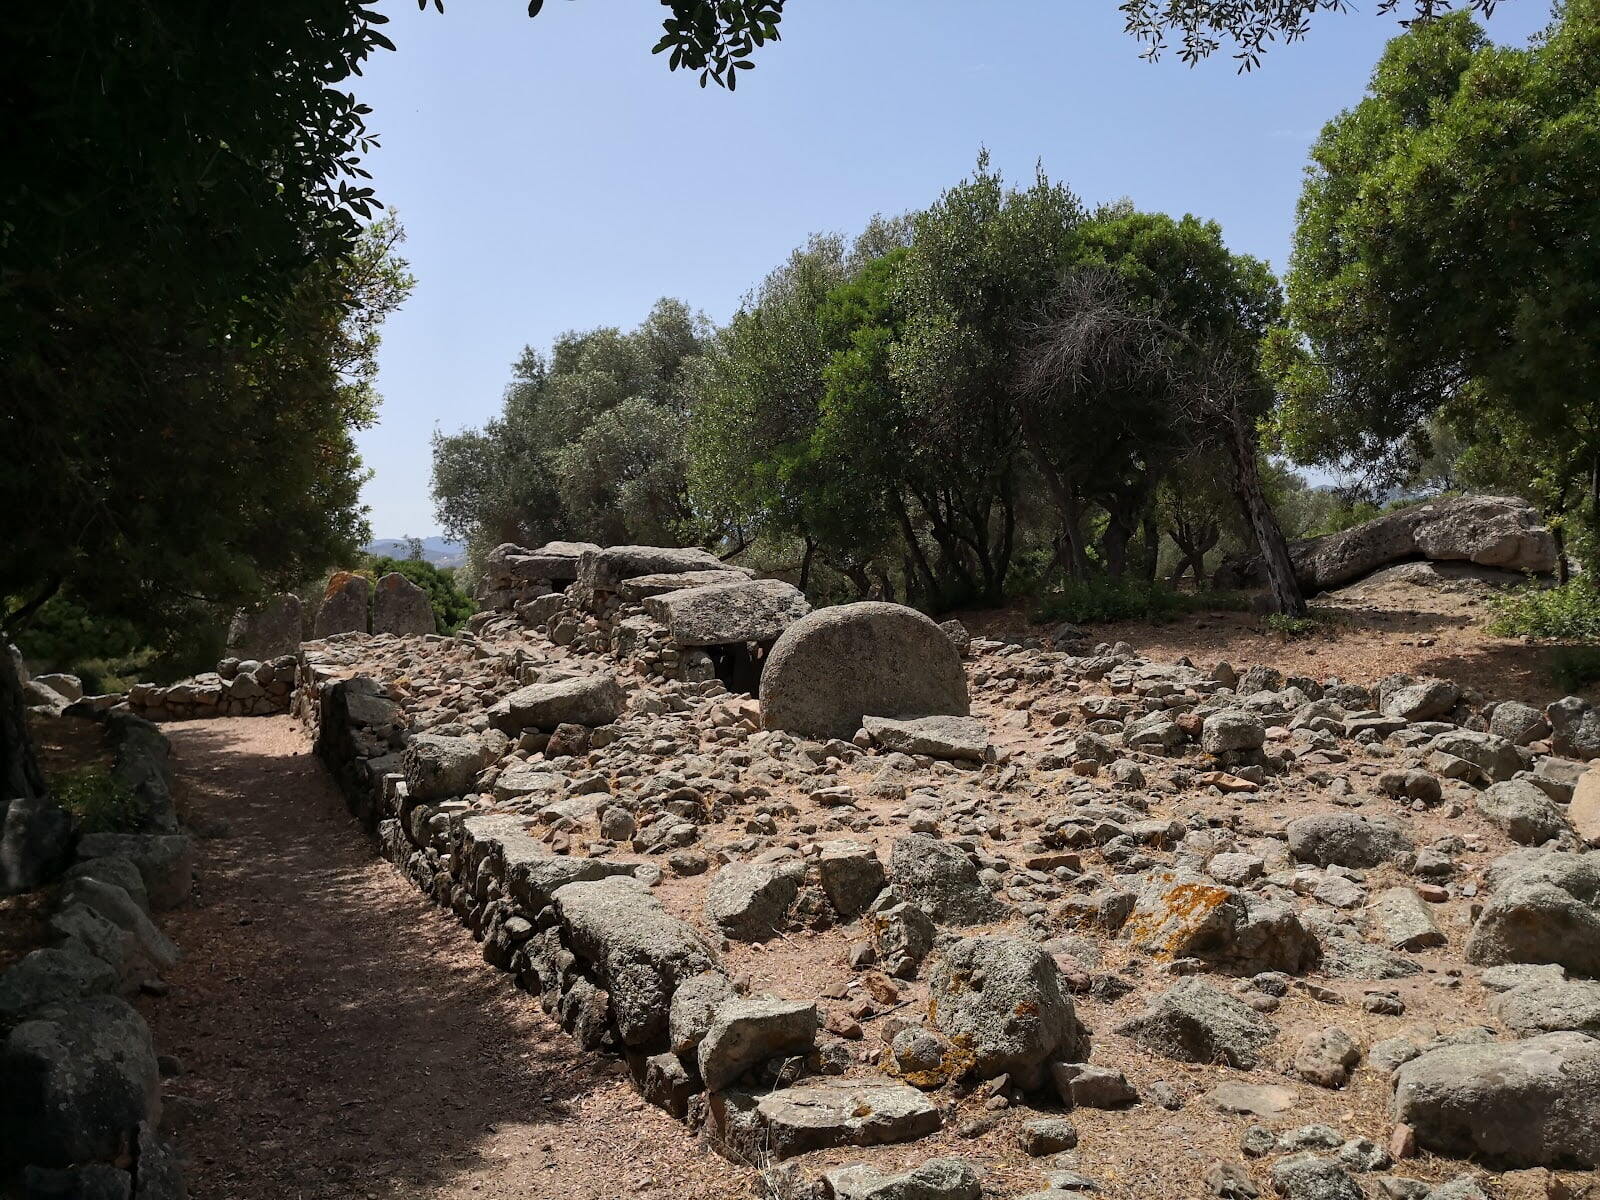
[
  {"left": 1274, "top": 0, "right": 1600, "bottom": 563},
  {"left": 431, "top": 299, "right": 710, "bottom": 569}
]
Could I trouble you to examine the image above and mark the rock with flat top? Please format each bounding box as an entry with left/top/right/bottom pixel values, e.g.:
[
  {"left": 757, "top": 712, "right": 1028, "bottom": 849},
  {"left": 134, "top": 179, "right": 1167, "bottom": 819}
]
[
  {"left": 1392, "top": 1032, "right": 1600, "bottom": 1167},
  {"left": 863, "top": 715, "right": 989, "bottom": 762},
  {"left": 551, "top": 877, "right": 718, "bottom": 1049},
  {"left": 712, "top": 1076, "right": 941, "bottom": 1160},
  {"left": 644, "top": 577, "right": 809, "bottom": 646},
  {"left": 1115, "top": 978, "right": 1278, "bottom": 1070},
  {"left": 697, "top": 996, "right": 817, "bottom": 1090},
  {"left": 489, "top": 674, "right": 625, "bottom": 732},
  {"left": 823, "top": 1158, "right": 981, "bottom": 1200},
  {"left": 1493, "top": 979, "right": 1600, "bottom": 1037}
]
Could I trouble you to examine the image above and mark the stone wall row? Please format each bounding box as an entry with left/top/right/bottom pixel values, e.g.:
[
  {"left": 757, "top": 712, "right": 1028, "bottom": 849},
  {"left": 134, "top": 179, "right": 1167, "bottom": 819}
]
[{"left": 0, "top": 713, "right": 195, "bottom": 1198}]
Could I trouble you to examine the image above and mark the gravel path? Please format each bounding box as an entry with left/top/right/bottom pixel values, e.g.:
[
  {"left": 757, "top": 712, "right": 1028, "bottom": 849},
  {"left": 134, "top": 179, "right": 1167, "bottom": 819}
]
[{"left": 142, "top": 716, "right": 748, "bottom": 1200}]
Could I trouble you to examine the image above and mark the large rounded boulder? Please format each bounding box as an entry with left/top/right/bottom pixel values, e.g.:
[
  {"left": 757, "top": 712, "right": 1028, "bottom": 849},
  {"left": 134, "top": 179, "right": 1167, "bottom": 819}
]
[{"left": 759, "top": 602, "right": 969, "bottom": 741}]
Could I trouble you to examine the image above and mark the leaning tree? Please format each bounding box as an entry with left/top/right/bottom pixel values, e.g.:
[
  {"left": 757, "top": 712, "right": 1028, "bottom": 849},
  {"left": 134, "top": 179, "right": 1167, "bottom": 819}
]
[{"left": 1020, "top": 215, "right": 1306, "bottom": 616}]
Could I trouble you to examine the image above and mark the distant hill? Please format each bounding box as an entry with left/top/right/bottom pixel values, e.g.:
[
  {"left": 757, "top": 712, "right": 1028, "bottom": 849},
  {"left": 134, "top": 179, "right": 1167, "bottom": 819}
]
[{"left": 365, "top": 537, "right": 468, "bottom": 569}]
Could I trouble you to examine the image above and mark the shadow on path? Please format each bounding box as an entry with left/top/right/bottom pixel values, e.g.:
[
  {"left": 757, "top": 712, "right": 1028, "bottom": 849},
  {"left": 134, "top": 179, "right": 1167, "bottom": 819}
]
[{"left": 141, "top": 717, "right": 744, "bottom": 1200}]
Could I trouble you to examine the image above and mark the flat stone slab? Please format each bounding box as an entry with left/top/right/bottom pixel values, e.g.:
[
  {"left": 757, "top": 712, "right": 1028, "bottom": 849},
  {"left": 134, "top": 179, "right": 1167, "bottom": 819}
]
[
  {"left": 1208, "top": 1082, "right": 1298, "bottom": 1117},
  {"left": 863, "top": 714, "right": 989, "bottom": 761},
  {"left": 715, "top": 1076, "right": 941, "bottom": 1160},
  {"left": 644, "top": 577, "right": 810, "bottom": 647},
  {"left": 618, "top": 569, "right": 753, "bottom": 602}
]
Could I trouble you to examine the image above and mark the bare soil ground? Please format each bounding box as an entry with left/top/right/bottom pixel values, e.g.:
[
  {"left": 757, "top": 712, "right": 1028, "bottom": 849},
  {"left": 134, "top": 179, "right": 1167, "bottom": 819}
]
[
  {"left": 961, "top": 570, "right": 1596, "bottom": 708},
  {"left": 141, "top": 716, "right": 748, "bottom": 1200}
]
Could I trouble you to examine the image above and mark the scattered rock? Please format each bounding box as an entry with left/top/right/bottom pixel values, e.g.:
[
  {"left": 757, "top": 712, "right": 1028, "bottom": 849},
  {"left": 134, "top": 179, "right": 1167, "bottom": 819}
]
[
  {"left": 1475, "top": 779, "right": 1571, "bottom": 845},
  {"left": 928, "top": 935, "right": 1084, "bottom": 1090},
  {"left": 1115, "top": 978, "right": 1278, "bottom": 1069},
  {"left": 1287, "top": 813, "right": 1412, "bottom": 869},
  {"left": 1392, "top": 1032, "right": 1600, "bottom": 1167},
  {"left": 890, "top": 835, "right": 1005, "bottom": 926},
  {"left": 704, "top": 861, "right": 802, "bottom": 942}
]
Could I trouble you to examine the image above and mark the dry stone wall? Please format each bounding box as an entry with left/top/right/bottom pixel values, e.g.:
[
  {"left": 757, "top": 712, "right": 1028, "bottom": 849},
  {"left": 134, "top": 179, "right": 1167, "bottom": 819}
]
[
  {"left": 129, "top": 654, "right": 297, "bottom": 720},
  {"left": 282, "top": 544, "right": 1600, "bottom": 1197},
  {"left": 0, "top": 712, "right": 193, "bottom": 1198},
  {"left": 472, "top": 540, "right": 808, "bottom": 690}
]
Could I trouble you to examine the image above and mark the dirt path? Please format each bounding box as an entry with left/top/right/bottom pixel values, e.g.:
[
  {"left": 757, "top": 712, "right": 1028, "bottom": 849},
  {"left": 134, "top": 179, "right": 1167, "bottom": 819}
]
[{"left": 143, "top": 716, "right": 748, "bottom": 1200}]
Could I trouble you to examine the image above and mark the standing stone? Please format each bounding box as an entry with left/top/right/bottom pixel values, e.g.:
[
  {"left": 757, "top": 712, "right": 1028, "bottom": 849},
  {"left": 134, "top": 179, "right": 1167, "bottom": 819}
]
[
  {"left": 225, "top": 592, "right": 303, "bottom": 659},
  {"left": 759, "top": 602, "right": 970, "bottom": 741},
  {"left": 312, "top": 571, "right": 370, "bottom": 637},
  {"left": 372, "top": 572, "right": 436, "bottom": 637}
]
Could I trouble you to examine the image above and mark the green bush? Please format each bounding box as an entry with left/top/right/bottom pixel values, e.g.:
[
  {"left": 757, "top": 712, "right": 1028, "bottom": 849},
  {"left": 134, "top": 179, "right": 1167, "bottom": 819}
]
[
  {"left": 49, "top": 767, "right": 143, "bottom": 834},
  {"left": 1033, "top": 575, "right": 1248, "bottom": 625},
  {"left": 1264, "top": 612, "right": 1321, "bottom": 639},
  {"left": 363, "top": 555, "right": 476, "bottom": 633},
  {"left": 1487, "top": 581, "right": 1600, "bottom": 640},
  {"left": 1548, "top": 646, "right": 1600, "bottom": 693}
]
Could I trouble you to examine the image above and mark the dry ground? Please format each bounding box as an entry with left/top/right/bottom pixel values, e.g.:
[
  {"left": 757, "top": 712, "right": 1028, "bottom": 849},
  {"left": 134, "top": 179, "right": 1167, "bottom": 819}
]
[
  {"left": 140, "top": 716, "right": 749, "bottom": 1200},
  {"left": 961, "top": 569, "right": 1596, "bottom": 708}
]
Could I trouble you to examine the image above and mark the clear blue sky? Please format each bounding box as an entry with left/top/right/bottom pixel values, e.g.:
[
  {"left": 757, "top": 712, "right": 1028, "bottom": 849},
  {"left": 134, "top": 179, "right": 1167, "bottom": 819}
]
[{"left": 353, "top": 0, "right": 1551, "bottom": 539}]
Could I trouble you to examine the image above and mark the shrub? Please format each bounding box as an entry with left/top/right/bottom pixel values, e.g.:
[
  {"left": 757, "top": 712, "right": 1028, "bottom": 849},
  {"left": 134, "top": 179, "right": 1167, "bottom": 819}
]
[
  {"left": 1487, "top": 581, "right": 1600, "bottom": 640},
  {"left": 49, "top": 767, "right": 143, "bottom": 834},
  {"left": 363, "top": 555, "right": 476, "bottom": 633},
  {"left": 1549, "top": 646, "right": 1600, "bottom": 693},
  {"left": 1264, "top": 612, "right": 1321, "bottom": 640},
  {"left": 1033, "top": 576, "right": 1248, "bottom": 625}
]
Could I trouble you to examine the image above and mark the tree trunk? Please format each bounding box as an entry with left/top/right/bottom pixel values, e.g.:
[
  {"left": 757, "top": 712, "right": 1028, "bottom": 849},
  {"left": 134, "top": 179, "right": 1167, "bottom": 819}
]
[
  {"left": 0, "top": 642, "right": 44, "bottom": 808},
  {"left": 844, "top": 563, "right": 872, "bottom": 599},
  {"left": 1140, "top": 514, "right": 1160, "bottom": 582},
  {"left": 1226, "top": 407, "right": 1306, "bottom": 617},
  {"left": 797, "top": 536, "right": 817, "bottom": 595},
  {"left": 892, "top": 494, "right": 940, "bottom": 604},
  {"left": 1100, "top": 519, "right": 1131, "bottom": 579}
]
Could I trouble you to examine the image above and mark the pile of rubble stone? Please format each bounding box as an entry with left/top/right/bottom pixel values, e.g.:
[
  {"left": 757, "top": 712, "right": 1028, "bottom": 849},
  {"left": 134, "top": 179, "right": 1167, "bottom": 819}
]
[
  {"left": 280, "top": 540, "right": 1600, "bottom": 1199},
  {"left": 0, "top": 709, "right": 195, "bottom": 1198}
]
